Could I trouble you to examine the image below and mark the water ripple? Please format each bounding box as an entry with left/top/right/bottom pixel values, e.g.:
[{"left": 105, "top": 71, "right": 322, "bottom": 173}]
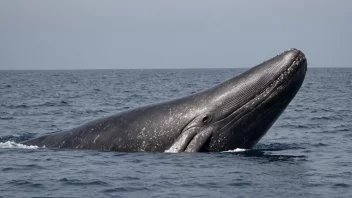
[
  {"left": 59, "top": 178, "right": 109, "bottom": 186},
  {"left": 0, "top": 69, "right": 351, "bottom": 197}
]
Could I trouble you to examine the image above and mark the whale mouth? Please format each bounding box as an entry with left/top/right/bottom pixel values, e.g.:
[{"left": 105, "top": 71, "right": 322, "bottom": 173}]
[
  {"left": 202, "top": 49, "right": 307, "bottom": 151},
  {"left": 252, "top": 49, "right": 307, "bottom": 100},
  {"left": 218, "top": 49, "right": 307, "bottom": 130},
  {"left": 257, "top": 49, "right": 307, "bottom": 97},
  {"left": 274, "top": 49, "right": 307, "bottom": 84}
]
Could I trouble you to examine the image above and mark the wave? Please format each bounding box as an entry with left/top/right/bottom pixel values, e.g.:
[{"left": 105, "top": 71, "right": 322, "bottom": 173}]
[
  {"left": 0, "top": 133, "right": 35, "bottom": 142},
  {"left": 0, "top": 141, "right": 39, "bottom": 149},
  {"left": 1, "top": 100, "right": 71, "bottom": 109},
  {"left": 0, "top": 85, "right": 11, "bottom": 89},
  {"left": 253, "top": 142, "right": 303, "bottom": 151},
  {"left": 59, "top": 178, "right": 108, "bottom": 186},
  {"left": 310, "top": 115, "right": 340, "bottom": 121},
  {"left": 0, "top": 117, "right": 14, "bottom": 120}
]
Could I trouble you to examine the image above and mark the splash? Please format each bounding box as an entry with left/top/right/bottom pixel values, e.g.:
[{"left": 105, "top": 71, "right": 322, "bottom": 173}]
[
  {"left": 165, "top": 148, "right": 248, "bottom": 153},
  {"left": 223, "top": 148, "right": 248, "bottom": 152},
  {"left": 0, "top": 141, "right": 39, "bottom": 149}
]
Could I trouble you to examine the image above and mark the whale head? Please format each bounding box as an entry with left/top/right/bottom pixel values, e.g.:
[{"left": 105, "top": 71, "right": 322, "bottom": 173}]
[{"left": 170, "top": 48, "right": 307, "bottom": 152}]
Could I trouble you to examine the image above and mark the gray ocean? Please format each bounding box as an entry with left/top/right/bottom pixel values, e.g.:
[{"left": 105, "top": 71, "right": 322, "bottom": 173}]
[{"left": 0, "top": 68, "right": 351, "bottom": 198}]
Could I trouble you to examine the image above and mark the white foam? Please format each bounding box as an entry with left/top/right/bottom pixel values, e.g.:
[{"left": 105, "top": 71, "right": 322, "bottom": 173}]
[
  {"left": 223, "top": 148, "right": 248, "bottom": 152},
  {"left": 165, "top": 148, "right": 248, "bottom": 153},
  {"left": 164, "top": 149, "right": 177, "bottom": 153},
  {"left": 0, "top": 141, "right": 39, "bottom": 149}
]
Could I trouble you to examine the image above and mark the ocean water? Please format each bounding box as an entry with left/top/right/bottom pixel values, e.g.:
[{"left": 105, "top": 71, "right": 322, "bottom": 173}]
[{"left": 0, "top": 68, "right": 351, "bottom": 198}]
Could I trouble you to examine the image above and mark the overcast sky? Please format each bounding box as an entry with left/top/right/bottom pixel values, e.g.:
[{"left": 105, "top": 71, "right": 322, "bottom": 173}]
[{"left": 0, "top": 0, "right": 351, "bottom": 70}]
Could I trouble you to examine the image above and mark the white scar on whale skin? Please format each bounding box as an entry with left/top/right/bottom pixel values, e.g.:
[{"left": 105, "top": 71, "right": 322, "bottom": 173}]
[{"left": 93, "top": 134, "right": 101, "bottom": 144}]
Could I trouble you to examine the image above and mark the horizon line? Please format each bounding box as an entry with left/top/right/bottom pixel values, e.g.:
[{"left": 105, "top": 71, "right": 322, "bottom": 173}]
[{"left": 0, "top": 66, "right": 350, "bottom": 71}]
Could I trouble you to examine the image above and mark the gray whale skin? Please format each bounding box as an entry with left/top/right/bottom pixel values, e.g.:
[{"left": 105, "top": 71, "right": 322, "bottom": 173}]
[{"left": 23, "top": 49, "right": 307, "bottom": 152}]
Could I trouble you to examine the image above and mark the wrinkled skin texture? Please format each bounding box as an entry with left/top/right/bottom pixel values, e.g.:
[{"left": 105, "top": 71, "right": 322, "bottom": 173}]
[{"left": 23, "top": 49, "right": 307, "bottom": 152}]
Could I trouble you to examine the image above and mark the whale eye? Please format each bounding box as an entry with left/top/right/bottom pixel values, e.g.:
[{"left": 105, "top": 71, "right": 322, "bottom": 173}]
[{"left": 202, "top": 115, "right": 212, "bottom": 124}]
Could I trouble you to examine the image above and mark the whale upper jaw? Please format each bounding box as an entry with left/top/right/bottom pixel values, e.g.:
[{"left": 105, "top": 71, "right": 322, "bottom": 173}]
[{"left": 202, "top": 48, "right": 307, "bottom": 152}]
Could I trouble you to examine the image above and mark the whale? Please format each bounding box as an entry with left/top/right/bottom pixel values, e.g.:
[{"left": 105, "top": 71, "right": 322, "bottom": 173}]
[{"left": 23, "top": 49, "right": 307, "bottom": 152}]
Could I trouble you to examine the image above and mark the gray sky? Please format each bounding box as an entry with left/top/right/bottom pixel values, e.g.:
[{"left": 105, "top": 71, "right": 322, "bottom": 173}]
[{"left": 0, "top": 0, "right": 351, "bottom": 70}]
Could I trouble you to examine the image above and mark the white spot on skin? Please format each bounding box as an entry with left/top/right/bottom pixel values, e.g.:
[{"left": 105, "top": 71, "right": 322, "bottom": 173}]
[{"left": 93, "top": 134, "right": 101, "bottom": 144}]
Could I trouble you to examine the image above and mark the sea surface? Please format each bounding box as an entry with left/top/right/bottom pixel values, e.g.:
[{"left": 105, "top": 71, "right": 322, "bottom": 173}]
[{"left": 0, "top": 68, "right": 351, "bottom": 198}]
